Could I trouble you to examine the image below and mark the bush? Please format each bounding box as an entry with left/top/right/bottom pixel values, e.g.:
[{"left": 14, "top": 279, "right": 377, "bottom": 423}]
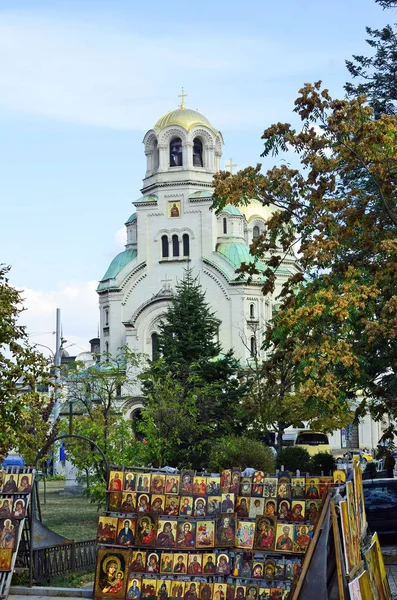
[
  {"left": 309, "top": 452, "right": 336, "bottom": 475},
  {"left": 276, "top": 447, "right": 311, "bottom": 474},
  {"left": 208, "top": 436, "right": 275, "bottom": 472}
]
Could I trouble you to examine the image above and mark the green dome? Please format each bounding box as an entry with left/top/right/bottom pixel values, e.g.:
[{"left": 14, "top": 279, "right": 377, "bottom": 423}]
[
  {"left": 216, "top": 242, "right": 264, "bottom": 270},
  {"left": 100, "top": 248, "right": 137, "bottom": 282},
  {"left": 125, "top": 213, "right": 137, "bottom": 224},
  {"left": 222, "top": 204, "right": 242, "bottom": 216}
]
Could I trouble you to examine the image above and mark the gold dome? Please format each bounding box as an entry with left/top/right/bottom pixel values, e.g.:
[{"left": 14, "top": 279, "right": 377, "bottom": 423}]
[{"left": 153, "top": 108, "right": 217, "bottom": 134}]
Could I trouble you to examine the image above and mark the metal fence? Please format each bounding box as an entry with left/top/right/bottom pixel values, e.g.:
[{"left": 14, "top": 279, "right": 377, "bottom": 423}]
[{"left": 32, "top": 540, "right": 96, "bottom": 584}]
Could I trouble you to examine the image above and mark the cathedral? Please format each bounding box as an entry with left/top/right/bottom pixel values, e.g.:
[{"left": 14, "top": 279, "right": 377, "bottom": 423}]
[{"left": 97, "top": 97, "right": 297, "bottom": 411}]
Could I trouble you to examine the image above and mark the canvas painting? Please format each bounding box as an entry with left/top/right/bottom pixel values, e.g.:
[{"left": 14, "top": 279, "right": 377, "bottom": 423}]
[
  {"left": 275, "top": 523, "right": 294, "bottom": 553},
  {"left": 216, "top": 553, "right": 231, "bottom": 575},
  {"left": 206, "top": 476, "right": 221, "bottom": 496},
  {"left": 136, "top": 473, "right": 151, "bottom": 493},
  {"left": 207, "top": 496, "right": 221, "bottom": 516},
  {"left": 215, "top": 515, "right": 235, "bottom": 547},
  {"left": 17, "top": 473, "right": 32, "bottom": 493},
  {"left": 291, "top": 477, "right": 306, "bottom": 499},
  {"left": 137, "top": 494, "right": 151, "bottom": 514},
  {"left": 94, "top": 548, "right": 129, "bottom": 599},
  {"left": 348, "top": 578, "right": 363, "bottom": 600},
  {"left": 120, "top": 492, "right": 136, "bottom": 514},
  {"left": 0, "top": 548, "right": 12, "bottom": 571},
  {"left": 136, "top": 514, "right": 157, "bottom": 547},
  {"left": 213, "top": 584, "right": 227, "bottom": 600},
  {"left": 263, "top": 558, "right": 276, "bottom": 579},
  {"left": 245, "top": 585, "right": 258, "bottom": 600},
  {"left": 168, "top": 201, "right": 181, "bottom": 218},
  {"left": 108, "top": 492, "right": 121, "bottom": 513},
  {"left": 188, "top": 553, "right": 203, "bottom": 575},
  {"left": 12, "top": 498, "right": 26, "bottom": 519},
  {"left": 0, "top": 471, "right": 5, "bottom": 493},
  {"left": 173, "top": 553, "right": 188, "bottom": 574},
  {"left": 251, "top": 471, "right": 264, "bottom": 498},
  {"left": 263, "top": 477, "right": 277, "bottom": 499},
  {"left": 2, "top": 474, "right": 18, "bottom": 494},
  {"left": 371, "top": 532, "right": 392, "bottom": 600},
  {"left": 249, "top": 498, "right": 264, "bottom": 519},
  {"left": 358, "top": 570, "right": 375, "bottom": 600},
  {"left": 184, "top": 581, "right": 200, "bottom": 600},
  {"left": 346, "top": 481, "right": 361, "bottom": 566},
  {"left": 277, "top": 500, "right": 291, "bottom": 521},
  {"left": 274, "top": 557, "right": 285, "bottom": 580},
  {"left": 253, "top": 516, "right": 276, "bottom": 551},
  {"left": 123, "top": 472, "right": 136, "bottom": 492},
  {"left": 146, "top": 551, "right": 160, "bottom": 573},
  {"left": 180, "top": 470, "right": 194, "bottom": 495},
  {"left": 239, "top": 477, "right": 252, "bottom": 497},
  {"left": 157, "top": 579, "right": 171, "bottom": 600},
  {"left": 231, "top": 469, "right": 241, "bottom": 495},
  {"left": 176, "top": 520, "right": 196, "bottom": 548},
  {"left": 97, "top": 516, "right": 118, "bottom": 545},
  {"left": 333, "top": 469, "right": 346, "bottom": 487},
  {"left": 201, "top": 583, "right": 213, "bottom": 600},
  {"left": 252, "top": 561, "right": 263, "bottom": 579},
  {"left": 265, "top": 497, "right": 278, "bottom": 518},
  {"left": 116, "top": 518, "right": 136, "bottom": 546},
  {"left": 235, "top": 520, "right": 255, "bottom": 550},
  {"left": 305, "top": 500, "right": 320, "bottom": 524},
  {"left": 196, "top": 520, "right": 215, "bottom": 549},
  {"left": 170, "top": 581, "right": 185, "bottom": 600},
  {"left": 0, "top": 518, "right": 18, "bottom": 550},
  {"left": 0, "top": 498, "right": 12, "bottom": 519},
  {"left": 305, "top": 478, "right": 320, "bottom": 500},
  {"left": 129, "top": 550, "right": 146, "bottom": 573},
  {"left": 221, "top": 493, "right": 235, "bottom": 513},
  {"left": 193, "top": 476, "right": 207, "bottom": 496},
  {"left": 151, "top": 474, "right": 165, "bottom": 496},
  {"left": 179, "top": 497, "right": 193, "bottom": 516},
  {"left": 290, "top": 501, "right": 305, "bottom": 522},
  {"left": 340, "top": 500, "right": 354, "bottom": 574},
  {"left": 354, "top": 462, "right": 367, "bottom": 537},
  {"left": 202, "top": 553, "right": 217, "bottom": 574},
  {"left": 319, "top": 476, "right": 333, "bottom": 500},
  {"left": 293, "top": 524, "right": 313, "bottom": 553},
  {"left": 142, "top": 579, "right": 157, "bottom": 600},
  {"left": 165, "top": 475, "right": 180, "bottom": 495},
  {"left": 156, "top": 518, "right": 177, "bottom": 548},
  {"left": 221, "top": 469, "right": 232, "bottom": 494},
  {"left": 164, "top": 496, "right": 180, "bottom": 516},
  {"left": 160, "top": 552, "right": 174, "bottom": 573},
  {"left": 235, "top": 497, "right": 250, "bottom": 518},
  {"left": 151, "top": 496, "right": 165, "bottom": 515},
  {"left": 193, "top": 497, "right": 207, "bottom": 517},
  {"left": 277, "top": 474, "right": 291, "bottom": 499},
  {"left": 125, "top": 575, "right": 142, "bottom": 600},
  {"left": 235, "top": 586, "right": 246, "bottom": 600},
  {"left": 108, "top": 471, "right": 123, "bottom": 492}
]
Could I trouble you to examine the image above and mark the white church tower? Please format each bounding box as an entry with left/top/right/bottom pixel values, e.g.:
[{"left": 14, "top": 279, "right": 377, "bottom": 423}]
[{"left": 97, "top": 93, "right": 299, "bottom": 413}]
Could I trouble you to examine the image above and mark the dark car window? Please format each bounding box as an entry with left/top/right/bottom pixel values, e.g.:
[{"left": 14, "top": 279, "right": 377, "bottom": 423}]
[
  {"left": 295, "top": 433, "right": 328, "bottom": 446},
  {"left": 364, "top": 482, "right": 397, "bottom": 510}
]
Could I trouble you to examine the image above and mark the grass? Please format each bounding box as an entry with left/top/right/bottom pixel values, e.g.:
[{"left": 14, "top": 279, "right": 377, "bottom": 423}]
[{"left": 38, "top": 480, "right": 100, "bottom": 541}]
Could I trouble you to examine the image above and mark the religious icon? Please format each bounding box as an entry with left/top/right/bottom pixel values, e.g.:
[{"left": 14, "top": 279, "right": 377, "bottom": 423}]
[
  {"left": 124, "top": 472, "right": 136, "bottom": 492},
  {"left": 188, "top": 553, "right": 203, "bottom": 575},
  {"left": 333, "top": 469, "right": 347, "bottom": 487},
  {"left": 249, "top": 498, "right": 264, "bottom": 519},
  {"left": 156, "top": 518, "right": 177, "bottom": 548},
  {"left": 277, "top": 474, "right": 291, "bottom": 499},
  {"left": 169, "top": 201, "right": 181, "bottom": 218},
  {"left": 305, "top": 478, "right": 320, "bottom": 500},
  {"left": 230, "top": 469, "right": 241, "bottom": 495},
  {"left": 220, "top": 469, "right": 231, "bottom": 494},
  {"left": 258, "top": 585, "right": 270, "bottom": 600},
  {"left": 120, "top": 492, "right": 136, "bottom": 514},
  {"left": 245, "top": 585, "right": 258, "bottom": 600},
  {"left": 179, "top": 496, "right": 193, "bottom": 517},
  {"left": 206, "top": 476, "right": 221, "bottom": 496},
  {"left": 235, "top": 586, "right": 246, "bottom": 600},
  {"left": 137, "top": 494, "right": 151, "bottom": 514},
  {"left": 184, "top": 581, "right": 200, "bottom": 600},
  {"left": 108, "top": 471, "right": 123, "bottom": 492},
  {"left": 146, "top": 551, "right": 160, "bottom": 573},
  {"left": 235, "top": 520, "right": 255, "bottom": 550},
  {"left": 157, "top": 579, "right": 171, "bottom": 600},
  {"left": 193, "top": 476, "right": 207, "bottom": 496},
  {"left": 216, "top": 553, "right": 231, "bottom": 575},
  {"left": 215, "top": 515, "right": 236, "bottom": 547},
  {"left": 252, "top": 471, "right": 264, "bottom": 497},
  {"left": 221, "top": 493, "right": 235, "bottom": 513},
  {"left": 252, "top": 561, "right": 263, "bottom": 579},
  {"left": 97, "top": 516, "right": 118, "bottom": 545},
  {"left": 0, "top": 518, "right": 18, "bottom": 550},
  {"left": 0, "top": 548, "right": 12, "bottom": 571},
  {"left": 263, "top": 477, "right": 277, "bottom": 499},
  {"left": 180, "top": 470, "right": 194, "bottom": 495},
  {"left": 207, "top": 496, "right": 221, "bottom": 516},
  {"left": 253, "top": 516, "right": 276, "bottom": 551},
  {"left": 239, "top": 477, "right": 251, "bottom": 497},
  {"left": 213, "top": 583, "right": 227, "bottom": 600},
  {"left": 277, "top": 500, "right": 291, "bottom": 521},
  {"left": 196, "top": 520, "right": 215, "bottom": 549},
  {"left": 136, "top": 514, "right": 157, "bottom": 547},
  {"left": 269, "top": 588, "right": 283, "bottom": 600},
  {"left": 173, "top": 553, "right": 188, "bottom": 573},
  {"left": 275, "top": 523, "right": 294, "bottom": 552},
  {"left": 151, "top": 496, "right": 165, "bottom": 515},
  {"left": 263, "top": 558, "right": 276, "bottom": 580},
  {"left": 264, "top": 499, "right": 277, "bottom": 518},
  {"left": 284, "top": 559, "right": 294, "bottom": 581},
  {"left": 235, "top": 496, "right": 250, "bottom": 518},
  {"left": 305, "top": 500, "right": 320, "bottom": 524},
  {"left": 201, "top": 583, "right": 213, "bottom": 600},
  {"left": 136, "top": 473, "right": 151, "bottom": 493},
  {"left": 160, "top": 552, "right": 174, "bottom": 574},
  {"left": 128, "top": 550, "right": 146, "bottom": 573},
  {"left": 94, "top": 548, "right": 128, "bottom": 598},
  {"left": 291, "top": 477, "right": 306, "bottom": 499},
  {"left": 170, "top": 581, "right": 184, "bottom": 600},
  {"left": 116, "top": 518, "right": 136, "bottom": 546},
  {"left": 164, "top": 496, "right": 180, "bottom": 516},
  {"left": 290, "top": 501, "right": 305, "bottom": 522},
  {"left": 125, "top": 575, "right": 142, "bottom": 600},
  {"left": 0, "top": 471, "right": 4, "bottom": 493},
  {"left": 176, "top": 520, "right": 196, "bottom": 548},
  {"left": 17, "top": 473, "right": 32, "bottom": 494},
  {"left": 151, "top": 474, "right": 165, "bottom": 495},
  {"left": 193, "top": 497, "right": 207, "bottom": 517},
  {"left": 0, "top": 498, "right": 12, "bottom": 519},
  {"left": 202, "top": 552, "right": 217, "bottom": 574},
  {"left": 319, "top": 476, "right": 333, "bottom": 499},
  {"left": 108, "top": 492, "right": 122, "bottom": 512},
  {"left": 241, "top": 556, "right": 253, "bottom": 578},
  {"left": 12, "top": 498, "right": 26, "bottom": 519},
  {"left": 165, "top": 475, "right": 180, "bottom": 495},
  {"left": 2, "top": 474, "right": 18, "bottom": 495},
  {"left": 142, "top": 579, "right": 157, "bottom": 600},
  {"left": 293, "top": 524, "right": 313, "bottom": 553}
]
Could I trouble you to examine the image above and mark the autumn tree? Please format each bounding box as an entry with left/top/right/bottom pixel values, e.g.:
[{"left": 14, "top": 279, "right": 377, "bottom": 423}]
[
  {"left": 212, "top": 83, "right": 397, "bottom": 438},
  {"left": 0, "top": 265, "right": 55, "bottom": 461}
]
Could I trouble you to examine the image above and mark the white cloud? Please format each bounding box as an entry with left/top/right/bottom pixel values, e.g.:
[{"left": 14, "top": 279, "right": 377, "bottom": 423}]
[
  {"left": 19, "top": 281, "right": 99, "bottom": 357},
  {"left": 115, "top": 226, "right": 127, "bottom": 250}
]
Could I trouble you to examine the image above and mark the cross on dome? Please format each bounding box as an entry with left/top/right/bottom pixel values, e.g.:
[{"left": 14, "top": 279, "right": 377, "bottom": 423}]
[
  {"left": 178, "top": 87, "right": 187, "bottom": 110},
  {"left": 225, "top": 158, "right": 237, "bottom": 174}
]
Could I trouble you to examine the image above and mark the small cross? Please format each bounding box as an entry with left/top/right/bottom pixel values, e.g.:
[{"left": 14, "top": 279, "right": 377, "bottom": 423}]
[
  {"left": 225, "top": 158, "right": 237, "bottom": 174},
  {"left": 178, "top": 87, "right": 187, "bottom": 110},
  {"left": 161, "top": 274, "right": 173, "bottom": 291}
]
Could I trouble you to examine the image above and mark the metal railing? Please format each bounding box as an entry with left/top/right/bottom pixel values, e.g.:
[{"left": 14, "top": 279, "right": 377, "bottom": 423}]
[{"left": 32, "top": 540, "right": 96, "bottom": 584}]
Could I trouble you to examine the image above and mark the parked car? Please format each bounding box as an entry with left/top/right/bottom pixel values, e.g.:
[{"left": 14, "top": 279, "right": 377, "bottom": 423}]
[{"left": 363, "top": 478, "right": 397, "bottom": 539}]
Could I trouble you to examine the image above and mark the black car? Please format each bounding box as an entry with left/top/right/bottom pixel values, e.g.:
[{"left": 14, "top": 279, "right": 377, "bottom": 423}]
[{"left": 363, "top": 478, "right": 397, "bottom": 539}]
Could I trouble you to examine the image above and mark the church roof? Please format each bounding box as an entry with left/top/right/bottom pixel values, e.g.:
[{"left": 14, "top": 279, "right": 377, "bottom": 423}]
[
  {"left": 99, "top": 248, "right": 137, "bottom": 283},
  {"left": 221, "top": 204, "right": 243, "bottom": 216},
  {"left": 189, "top": 190, "right": 213, "bottom": 199},
  {"left": 153, "top": 108, "right": 217, "bottom": 134},
  {"left": 125, "top": 213, "right": 137, "bottom": 224},
  {"left": 216, "top": 242, "right": 263, "bottom": 270}
]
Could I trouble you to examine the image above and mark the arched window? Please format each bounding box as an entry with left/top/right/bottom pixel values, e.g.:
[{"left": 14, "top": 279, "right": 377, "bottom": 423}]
[
  {"left": 250, "top": 303, "right": 255, "bottom": 319},
  {"left": 250, "top": 336, "right": 257, "bottom": 357},
  {"left": 161, "top": 235, "right": 169, "bottom": 258},
  {"left": 170, "top": 137, "right": 183, "bottom": 167},
  {"left": 172, "top": 234, "right": 180, "bottom": 257},
  {"left": 104, "top": 308, "right": 109, "bottom": 326},
  {"left": 131, "top": 408, "right": 144, "bottom": 440},
  {"left": 105, "top": 341, "right": 109, "bottom": 359},
  {"left": 193, "top": 138, "right": 203, "bottom": 167},
  {"left": 183, "top": 233, "right": 190, "bottom": 257},
  {"left": 151, "top": 332, "right": 160, "bottom": 361},
  {"left": 153, "top": 140, "right": 159, "bottom": 169},
  {"left": 253, "top": 225, "right": 260, "bottom": 241},
  {"left": 223, "top": 218, "right": 227, "bottom": 234}
]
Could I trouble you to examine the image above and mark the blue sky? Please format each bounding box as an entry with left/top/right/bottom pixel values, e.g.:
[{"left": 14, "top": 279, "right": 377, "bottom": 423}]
[{"left": 0, "top": 0, "right": 393, "bottom": 356}]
